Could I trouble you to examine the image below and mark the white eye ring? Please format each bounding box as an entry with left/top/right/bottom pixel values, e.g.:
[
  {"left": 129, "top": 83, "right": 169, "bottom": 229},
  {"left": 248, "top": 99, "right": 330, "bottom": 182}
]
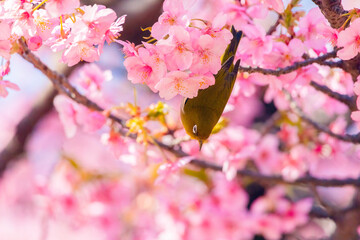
[{"left": 192, "top": 125, "right": 198, "bottom": 135}]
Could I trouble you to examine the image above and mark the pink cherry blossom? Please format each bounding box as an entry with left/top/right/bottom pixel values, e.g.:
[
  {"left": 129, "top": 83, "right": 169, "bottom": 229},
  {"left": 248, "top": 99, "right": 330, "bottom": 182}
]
[
  {"left": 0, "top": 80, "right": 20, "bottom": 97},
  {"left": 123, "top": 45, "right": 167, "bottom": 92},
  {"left": 254, "top": 134, "right": 281, "bottom": 175},
  {"left": 54, "top": 95, "right": 106, "bottom": 138},
  {"left": 101, "top": 132, "right": 128, "bottom": 159},
  {"left": 263, "top": 0, "right": 284, "bottom": 13},
  {"left": 72, "top": 5, "right": 116, "bottom": 45},
  {"left": 156, "top": 156, "right": 194, "bottom": 184},
  {"left": 337, "top": 18, "right": 360, "bottom": 60},
  {"left": 0, "top": 21, "right": 12, "bottom": 59},
  {"left": 190, "top": 34, "right": 223, "bottom": 74},
  {"left": 297, "top": 8, "right": 328, "bottom": 53},
  {"left": 237, "top": 23, "right": 273, "bottom": 65},
  {"left": 222, "top": 3, "right": 251, "bottom": 30},
  {"left": 61, "top": 41, "right": 100, "bottom": 66},
  {"left": 151, "top": 0, "right": 191, "bottom": 40},
  {"left": 155, "top": 71, "right": 203, "bottom": 99},
  {"left": 281, "top": 145, "right": 311, "bottom": 181},
  {"left": 53, "top": 95, "right": 78, "bottom": 138},
  {"left": 45, "top": 0, "right": 80, "bottom": 17},
  {"left": 157, "top": 26, "right": 193, "bottom": 71},
  {"left": 104, "top": 15, "right": 126, "bottom": 44},
  {"left": 69, "top": 63, "right": 112, "bottom": 94},
  {"left": 27, "top": 35, "right": 42, "bottom": 51}
]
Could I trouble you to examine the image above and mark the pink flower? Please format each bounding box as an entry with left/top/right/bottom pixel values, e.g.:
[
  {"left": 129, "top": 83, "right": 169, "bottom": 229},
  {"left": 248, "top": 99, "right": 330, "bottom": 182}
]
[
  {"left": 101, "top": 132, "right": 128, "bottom": 159},
  {"left": 337, "top": 18, "right": 360, "bottom": 60},
  {"left": 157, "top": 26, "right": 193, "bottom": 71},
  {"left": 151, "top": 0, "right": 191, "bottom": 39},
  {"left": 190, "top": 34, "right": 223, "bottom": 74},
  {"left": 27, "top": 35, "right": 42, "bottom": 51},
  {"left": 189, "top": 72, "right": 215, "bottom": 90},
  {"left": 254, "top": 135, "right": 281, "bottom": 175},
  {"left": 123, "top": 45, "right": 167, "bottom": 92},
  {"left": 105, "top": 15, "right": 126, "bottom": 44},
  {"left": 0, "top": 80, "right": 20, "bottom": 97},
  {"left": 70, "top": 63, "right": 112, "bottom": 94},
  {"left": 237, "top": 24, "right": 273, "bottom": 65},
  {"left": 0, "top": 21, "right": 12, "bottom": 59},
  {"left": 54, "top": 95, "right": 78, "bottom": 138},
  {"left": 252, "top": 214, "right": 283, "bottom": 240},
  {"left": 264, "top": 0, "right": 284, "bottom": 13},
  {"left": 156, "top": 156, "right": 194, "bottom": 184},
  {"left": 72, "top": 5, "right": 116, "bottom": 45},
  {"left": 281, "top": 145, "right": 310, "bottom": 181},
  {"left": 54, "top": 95, "right": 106, "bottom": 138},
  {"left": 277, "top": 198, "right": 313, "bottom": 233},
  {"left": 45, "top": 0, "right": 80, "bottom": 17},
  {"left": 297, "top": 8, "right": 328, "bottom": 53},
  {"left": 76, "top": 107, "right": 106, "bottom": 132},
  {"left": 155, "top": 71, "right": 201, "bottom": 99},
  {"left": 62, "top": 41, "right": 100, "bottom": 66}
]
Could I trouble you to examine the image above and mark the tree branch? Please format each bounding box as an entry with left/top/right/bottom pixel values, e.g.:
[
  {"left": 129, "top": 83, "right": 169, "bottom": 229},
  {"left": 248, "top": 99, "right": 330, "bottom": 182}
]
[
  {"left": 18, "top": 39, "right": 125, "bottom": 126},
  {"left": 16, "top": 40, "right": 360, "bottom": 187},
  {"left": 238, "top": 50, "right": 338, "bottom": 76},
  {"left": 284, "top": 90, "right": 360, "bottom": 144},
  {"left": 311, "top": 0, "right": 348, "bottom": 29},
  {"left": 0, "top": 88, "right": 57, "bottom": 176},
  {"left": 312, "top": 0, "right": 360, "bottom": 81},
  {"left": 310, "top": 81, "right": 357, "bottom": 111}
]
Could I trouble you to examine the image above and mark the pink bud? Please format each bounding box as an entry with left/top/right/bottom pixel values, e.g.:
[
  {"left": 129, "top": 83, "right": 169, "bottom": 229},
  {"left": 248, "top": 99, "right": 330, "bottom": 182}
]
[{"left": 28, "top": 36, "right": 42, "bottom": 51}]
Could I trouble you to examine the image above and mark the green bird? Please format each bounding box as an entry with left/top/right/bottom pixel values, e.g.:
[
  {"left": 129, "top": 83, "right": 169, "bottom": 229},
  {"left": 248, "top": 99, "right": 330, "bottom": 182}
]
[{"left": 180, "top": 27, "right": 242, "bottom": 149}]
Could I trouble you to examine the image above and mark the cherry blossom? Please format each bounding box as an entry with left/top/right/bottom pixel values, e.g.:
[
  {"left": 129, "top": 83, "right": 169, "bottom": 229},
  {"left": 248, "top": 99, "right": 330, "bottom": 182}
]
[
  {"left": 157, "top": 26, "right": 194, "bottom": 71},
  {"left": 0, "top": 80, "right": 20, "bottom": 97},
  {"left": 337, "top": 18, "right": 360, "bottom": 60},
  {"left": 154, "top": 71, "right": 200, "bottom": 99}
]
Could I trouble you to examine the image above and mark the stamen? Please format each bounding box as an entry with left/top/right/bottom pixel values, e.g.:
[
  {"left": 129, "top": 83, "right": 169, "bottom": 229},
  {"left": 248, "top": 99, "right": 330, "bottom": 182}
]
[
  {"left": 60, "top": 15, "right": 66, "bottom": 38},
  {"left": 76, "top": 8, "right": 85, "bottom": 15},
  {"left": 69, "top": 13, "right": 76, "bottom": 23},
  {"left": 141, "top": 27, "right": 152, "bottom": 32}
]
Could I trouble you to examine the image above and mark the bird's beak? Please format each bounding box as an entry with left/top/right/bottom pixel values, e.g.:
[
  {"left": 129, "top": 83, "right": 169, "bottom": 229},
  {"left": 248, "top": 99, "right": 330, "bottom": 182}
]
[{"left": 199, "top": 140, "right": 203, "bottom": 151}]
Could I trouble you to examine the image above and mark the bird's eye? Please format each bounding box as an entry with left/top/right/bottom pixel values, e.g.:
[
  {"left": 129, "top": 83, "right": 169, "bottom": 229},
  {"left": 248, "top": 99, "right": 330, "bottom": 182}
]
[{"left": 192, "top": 125, "right": 198, "bottom": 135}]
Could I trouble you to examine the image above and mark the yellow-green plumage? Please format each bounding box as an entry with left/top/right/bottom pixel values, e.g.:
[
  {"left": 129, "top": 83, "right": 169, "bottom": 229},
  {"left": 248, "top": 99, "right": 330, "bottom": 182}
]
[{"left": 180, "top": 27, "right": 242, "bottom": 148}]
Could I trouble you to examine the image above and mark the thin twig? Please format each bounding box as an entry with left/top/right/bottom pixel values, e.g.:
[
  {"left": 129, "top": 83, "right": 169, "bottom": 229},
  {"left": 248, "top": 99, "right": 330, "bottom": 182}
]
[
  {"left": 310, "top": 81, "right": 357, "bottom": 111},
  {"left": 238, "top": 50, "right": 338, "bottom": 76},
  {"left": 284, "top": 90, "right": 360, "bottom": 144},
  {"left": 18, "top": 39, "right": 125, "bottom": 126},
  {"left": 317, "top": 60, "right": 344, "bottom": 69}
]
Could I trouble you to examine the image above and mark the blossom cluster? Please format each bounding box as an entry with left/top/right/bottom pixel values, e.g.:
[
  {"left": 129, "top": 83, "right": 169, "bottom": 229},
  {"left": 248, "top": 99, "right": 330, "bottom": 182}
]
[{"left": 0, "top": 0, "right": 125, "bottom": 65}]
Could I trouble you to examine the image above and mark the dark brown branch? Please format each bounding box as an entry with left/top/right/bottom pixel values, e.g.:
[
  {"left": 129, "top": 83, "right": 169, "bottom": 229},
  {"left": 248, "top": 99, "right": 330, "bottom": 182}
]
[
  {"left": 318, "top": 60, "right": 344, "bottom": 69},
  {"left": 0, "top": 88, "right": 57, "bottom": 176},
  {"left": 310, "top": 81, "right": 357, "bottom": 111},
  {"left": 311, "top": 0, "right": 348, "bottom": 29},
  {"left": 17, "top": 39, "right": 360, "bottom": 187},
  {"left": 313, "top": 0, "right": 360, "bottom": 81},
  {"left": 238, "top": 50, "right": 338, "bottom": 76},
  {"left": 284, "top": 91, "right": 360, "bottom": 143}
]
